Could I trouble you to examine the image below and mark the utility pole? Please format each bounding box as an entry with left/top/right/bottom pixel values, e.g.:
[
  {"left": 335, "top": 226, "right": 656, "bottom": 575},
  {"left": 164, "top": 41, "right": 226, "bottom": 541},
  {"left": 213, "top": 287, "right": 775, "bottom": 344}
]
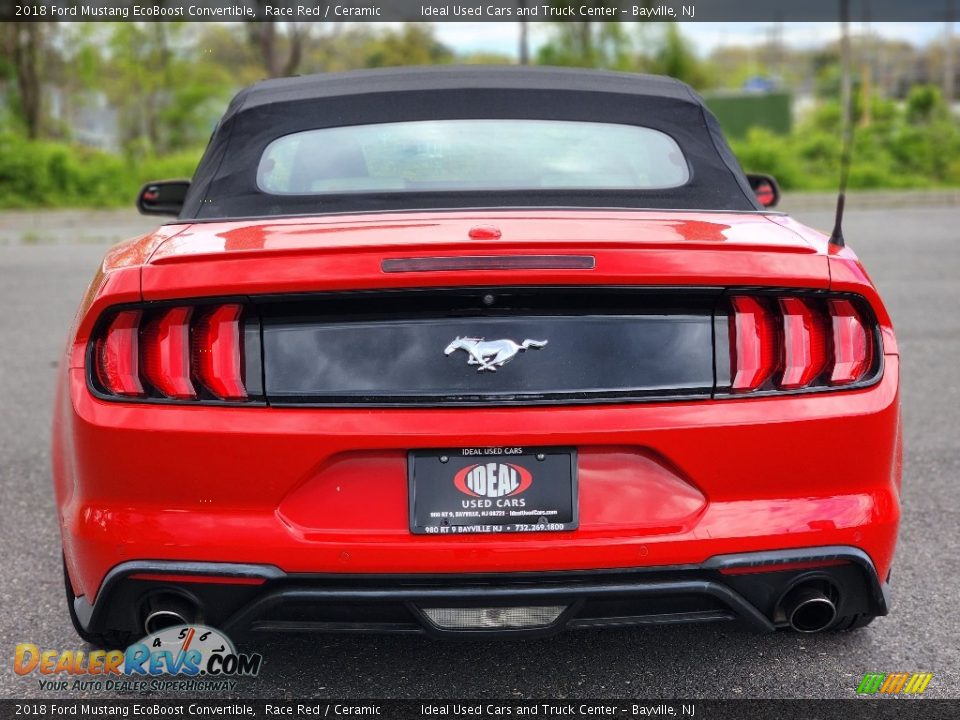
[
  {"left": 945, "top": 0, "right": 955, "bottom": 104},
  {"left": 517, "top": 0, "right": 529, "bottom": 65},
  {"left": 839, "top": 0, "right": 853, "bottom": 131},
  {"left": 519, "top": 20, "right": 529, "bottom": 65},
  {"left": 770, "top": 12, "right": 784, "bottom": 82},
  {"left": 829, "top": 0, "right": 854, "bottom": 248},
  {"left": 861, "top": 0, "right": 872, "bottom": 126}
]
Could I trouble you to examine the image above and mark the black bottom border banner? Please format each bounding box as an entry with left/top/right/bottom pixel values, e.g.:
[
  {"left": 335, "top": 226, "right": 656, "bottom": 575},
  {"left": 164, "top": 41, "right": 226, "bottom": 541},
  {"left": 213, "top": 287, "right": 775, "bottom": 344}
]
[{"left": 1, "top": 700, "right": 958, "bottom": 720}]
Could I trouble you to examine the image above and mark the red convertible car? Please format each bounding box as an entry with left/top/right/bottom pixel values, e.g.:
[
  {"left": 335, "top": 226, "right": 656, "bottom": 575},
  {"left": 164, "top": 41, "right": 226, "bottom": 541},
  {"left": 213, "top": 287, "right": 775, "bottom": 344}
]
[{"left": 53, "top": 67, "right": 901, "bottom": 647}]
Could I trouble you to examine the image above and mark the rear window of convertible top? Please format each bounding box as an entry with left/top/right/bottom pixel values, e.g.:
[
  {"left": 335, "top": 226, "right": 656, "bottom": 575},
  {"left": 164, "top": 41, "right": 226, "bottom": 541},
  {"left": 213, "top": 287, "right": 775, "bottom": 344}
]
[{"left": 256, "top": 119, "right": 690, "bottom": 195}]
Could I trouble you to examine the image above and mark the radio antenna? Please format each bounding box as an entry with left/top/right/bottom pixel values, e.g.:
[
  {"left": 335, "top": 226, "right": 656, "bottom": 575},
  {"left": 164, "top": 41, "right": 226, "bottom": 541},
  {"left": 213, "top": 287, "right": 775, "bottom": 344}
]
[{"left": 830, "top": 0, "right": 854, "bottom": 247}]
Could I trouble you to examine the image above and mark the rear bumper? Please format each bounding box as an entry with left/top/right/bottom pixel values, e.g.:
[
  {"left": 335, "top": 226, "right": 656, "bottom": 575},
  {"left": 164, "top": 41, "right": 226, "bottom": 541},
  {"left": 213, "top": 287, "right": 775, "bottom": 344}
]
[
  {"left": 74, "top": 546, "right": 889, "bottom": 638},
  {"left": 54, "top": 356, "right": 901, "bottom": 617}
]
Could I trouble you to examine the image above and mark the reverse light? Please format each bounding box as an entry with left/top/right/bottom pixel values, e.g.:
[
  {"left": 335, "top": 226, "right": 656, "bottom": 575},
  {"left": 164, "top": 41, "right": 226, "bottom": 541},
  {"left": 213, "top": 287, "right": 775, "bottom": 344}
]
[
  {"left": 91, "top": 302, "right": 253, "bottom": 402},
  {"left": 725, "top": 293, "right": 878, "bottom": 395},
  {"left": 420, "top": 606, "right": 566, "bottom": 630}
]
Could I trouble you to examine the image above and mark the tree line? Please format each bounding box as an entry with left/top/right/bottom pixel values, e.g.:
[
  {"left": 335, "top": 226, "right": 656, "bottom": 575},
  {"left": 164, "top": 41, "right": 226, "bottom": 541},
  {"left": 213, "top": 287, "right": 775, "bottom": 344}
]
[{"left": 1, "top": 20, "right": 958, "bottom": 207}]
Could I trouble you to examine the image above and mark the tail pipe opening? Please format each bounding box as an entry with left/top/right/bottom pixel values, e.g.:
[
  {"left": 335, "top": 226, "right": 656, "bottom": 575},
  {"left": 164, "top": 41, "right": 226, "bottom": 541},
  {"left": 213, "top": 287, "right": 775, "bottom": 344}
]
[
  {"left": 781, "top": 581, "right": 839, "bottom": 633},
  {"left": 142, "top": 593, "right": 199, "bottom": 635}
]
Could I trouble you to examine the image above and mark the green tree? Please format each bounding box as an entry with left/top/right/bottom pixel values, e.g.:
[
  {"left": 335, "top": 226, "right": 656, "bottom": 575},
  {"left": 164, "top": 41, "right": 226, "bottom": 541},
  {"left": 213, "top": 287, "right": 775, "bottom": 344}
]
[
  {"left": 245, "top": 19, "right": 312, "bottom": 78},
  {"left": 645, "top": 25, "right": 712, "bottom": 89},
  {"left": 905, "top": 84, "right": 947, "bottom": 123},
  {"left": 536, "top": 21, "right": 634, "bottom": 70},
  {"left": 99, "top": 23, "right": 232, "bottom": 155},
  {"left": 193, "top": 24, "right": 263, "bottom": 86},
  {"left": 0, "top": 22, "right": 54, "bottom": 138},
  {"left": 363, "top": 24, "right": 453, "bottom": 68}
]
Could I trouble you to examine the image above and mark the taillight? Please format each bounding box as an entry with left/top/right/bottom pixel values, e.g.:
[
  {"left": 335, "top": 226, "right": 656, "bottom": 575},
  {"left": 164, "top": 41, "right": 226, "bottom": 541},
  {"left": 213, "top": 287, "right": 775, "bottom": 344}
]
[
  {"left": 828, "top": 299, "right": 873, "bottom": 385},
  {"left": 729, "top": 296, "right": 779, "bottom": 392},
  {"left": 191, "top": 304, "right": 247, "bottom": 401},
  {"left": 778, "top": 297, "right": 828, "bottom": 389},
  {"left": 140, "top": 307, "right": 195, "bottom": 399},
  {"left": 94, "top": 310, "right": 145, "bottom": 397},
  {"left": 724, "top": 293, "right": 878, "bottom": 395},
  {"left": 91, "top": 303, "right": 256, "bottom": 403}
]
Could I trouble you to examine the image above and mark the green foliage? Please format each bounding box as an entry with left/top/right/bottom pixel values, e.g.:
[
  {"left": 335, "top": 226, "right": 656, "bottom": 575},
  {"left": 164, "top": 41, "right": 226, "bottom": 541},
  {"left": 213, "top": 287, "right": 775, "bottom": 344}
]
[
  {"left": 5, "top": 79, "right": 960, "bottom": 208},
  {"left": 362, "top": 24, "right": 454, "bottom": 68},
  {"left": 730, "top": 86, "right": 960, "bottom": 191},
  {"left": 3, "top": 13, "right": 959, "bottom": 210},
  {"left": 645, "top": 25, "right": 713, "bottom": 89},
  {"left": 905, "top": 84, "right": 947, "bottom": 124},
  {"left": 0, "top": 134, "right": 201, "bottom": 209},
  {"left": 730, "top": 128, "right": 805, "bottom": 189},
  {"left": 100, "top": 23, "right": 233, "bottom": 155},
  {"left": 536, "top": 22, "right": 713, "bottom": 88},
  {"left": 536, "top": 21, "right": 635, "bottom": 71}
]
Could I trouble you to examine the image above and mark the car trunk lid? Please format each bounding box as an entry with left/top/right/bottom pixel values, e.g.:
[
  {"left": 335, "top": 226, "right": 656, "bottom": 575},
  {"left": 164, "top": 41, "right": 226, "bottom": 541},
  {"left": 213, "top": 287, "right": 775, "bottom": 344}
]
[{"left": 142, "top": 210, "right": 829, "bottom": 300}]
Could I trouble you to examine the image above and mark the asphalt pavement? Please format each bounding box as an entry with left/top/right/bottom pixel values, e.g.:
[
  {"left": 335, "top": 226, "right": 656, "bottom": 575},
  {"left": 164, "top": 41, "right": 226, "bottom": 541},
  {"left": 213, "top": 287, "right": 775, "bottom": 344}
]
[{"left": 0, "top": 206, "right": 958, "bottom": 699}]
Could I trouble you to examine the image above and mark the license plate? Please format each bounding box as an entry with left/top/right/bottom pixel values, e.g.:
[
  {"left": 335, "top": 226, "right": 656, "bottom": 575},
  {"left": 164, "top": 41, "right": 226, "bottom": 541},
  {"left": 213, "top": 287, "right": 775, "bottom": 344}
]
[{"left": 408, "top": 447, "right": 578, "bottom": 535}]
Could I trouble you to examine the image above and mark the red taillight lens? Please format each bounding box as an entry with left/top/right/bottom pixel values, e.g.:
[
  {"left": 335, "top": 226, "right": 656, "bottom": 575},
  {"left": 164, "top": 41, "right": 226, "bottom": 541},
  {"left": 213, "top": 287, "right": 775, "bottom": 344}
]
[
  {"left": 778, "top": 297, "right": 828, "bottom": 389},
  {"left": 140, "top": 307, "right": 195, "bottom": 399},
  {"left": 828, "top": 299, "right": 873, "bottom": 385},
  {"left": 726, "top": 294, "right": 877, "bottom": 395},
  {"left": 191, "top": 304, "right": 247, "bottom": 401},
  {"left": 94, "top": 310, "right": 145, "bottom": 397},
  {"left": 729, "top": 296, "right": 779, "bottom": 392},
  {"left": 93, "top": 303, "right": 252, "bottom": 402}
]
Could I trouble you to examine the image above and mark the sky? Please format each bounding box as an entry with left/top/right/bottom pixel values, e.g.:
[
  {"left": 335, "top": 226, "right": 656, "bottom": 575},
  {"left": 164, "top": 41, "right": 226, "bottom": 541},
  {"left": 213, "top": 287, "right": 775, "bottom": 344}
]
[{"left": 429, "top": 21, "right": 956, "bottom": 58}]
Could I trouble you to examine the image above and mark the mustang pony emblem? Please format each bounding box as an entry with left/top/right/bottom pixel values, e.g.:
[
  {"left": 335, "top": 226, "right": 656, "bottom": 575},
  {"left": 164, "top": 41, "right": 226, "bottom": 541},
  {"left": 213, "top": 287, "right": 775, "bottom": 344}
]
[{"left": 444, "top": 337, "right": 548, "bottom": 372}]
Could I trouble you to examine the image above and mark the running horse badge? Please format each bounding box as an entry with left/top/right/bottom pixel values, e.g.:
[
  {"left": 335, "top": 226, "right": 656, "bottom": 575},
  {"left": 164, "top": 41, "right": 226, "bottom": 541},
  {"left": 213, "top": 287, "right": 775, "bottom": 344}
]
[{"left": 444, "top": 337, "right": 548, "bottom": 372}]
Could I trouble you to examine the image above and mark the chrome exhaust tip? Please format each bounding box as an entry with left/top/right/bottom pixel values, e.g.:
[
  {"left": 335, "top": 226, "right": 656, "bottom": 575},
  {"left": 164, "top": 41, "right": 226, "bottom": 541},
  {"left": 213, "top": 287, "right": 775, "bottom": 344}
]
[
  {"left": 144, "top": 609, "right": 189, "bottom": 635},
  {"left": 142, "top": 594, "right": 198, "bottom": 635},
  {"left": 783, "top": 584, "right": 838, "bottom": 633}
]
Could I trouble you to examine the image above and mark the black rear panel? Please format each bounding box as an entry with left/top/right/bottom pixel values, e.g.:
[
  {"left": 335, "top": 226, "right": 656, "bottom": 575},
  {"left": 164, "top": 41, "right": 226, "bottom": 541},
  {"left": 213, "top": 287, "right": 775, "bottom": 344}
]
[{"left": 256, "top": 288, "right": 720, "bottom": 406}]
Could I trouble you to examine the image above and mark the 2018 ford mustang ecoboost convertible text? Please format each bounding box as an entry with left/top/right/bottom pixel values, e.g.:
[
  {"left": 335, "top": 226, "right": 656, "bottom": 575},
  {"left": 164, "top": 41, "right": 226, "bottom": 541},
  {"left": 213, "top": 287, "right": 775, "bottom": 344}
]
[{"left": 52, "top": 67, "right": 901, "bottom": 647}]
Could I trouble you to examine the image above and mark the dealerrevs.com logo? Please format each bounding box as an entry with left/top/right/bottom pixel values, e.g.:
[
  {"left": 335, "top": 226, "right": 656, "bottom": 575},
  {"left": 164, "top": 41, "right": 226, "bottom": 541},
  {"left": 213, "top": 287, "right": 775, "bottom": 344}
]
[
  {"left": 455, "top": 462, "right": 533, "bottom": 499},
  {"left": 15, "top": 625, "right": 261, "bottom": 692}
]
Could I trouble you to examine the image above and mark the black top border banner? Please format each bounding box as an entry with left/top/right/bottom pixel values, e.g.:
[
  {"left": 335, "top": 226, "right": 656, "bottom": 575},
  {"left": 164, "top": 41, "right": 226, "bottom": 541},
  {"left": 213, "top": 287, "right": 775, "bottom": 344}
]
[
  {"left": 1, "top": 699, "right": 959, "bottom": 720},
  {"left": 0, "top": 0, "right": 957, "bottom": 22}
]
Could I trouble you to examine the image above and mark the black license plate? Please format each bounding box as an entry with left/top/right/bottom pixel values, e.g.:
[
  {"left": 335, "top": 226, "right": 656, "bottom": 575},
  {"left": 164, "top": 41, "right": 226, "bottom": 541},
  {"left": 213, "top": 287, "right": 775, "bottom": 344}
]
[{"left": 408, "top": 447, "right": 578, "bottom": 535}]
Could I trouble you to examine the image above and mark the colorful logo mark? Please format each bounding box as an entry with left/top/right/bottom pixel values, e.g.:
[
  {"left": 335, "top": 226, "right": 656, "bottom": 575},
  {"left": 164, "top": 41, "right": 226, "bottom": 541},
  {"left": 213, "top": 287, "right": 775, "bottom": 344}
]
[{"left": 856, "top": 672, "right": 933, "bottom": 695}]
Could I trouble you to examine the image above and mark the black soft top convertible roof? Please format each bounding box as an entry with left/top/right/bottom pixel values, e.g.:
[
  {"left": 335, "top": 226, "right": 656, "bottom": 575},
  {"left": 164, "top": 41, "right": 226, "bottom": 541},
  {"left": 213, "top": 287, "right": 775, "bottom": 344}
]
[{"left": 181, "top": 66, "right": 761, "bottom": 220}]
